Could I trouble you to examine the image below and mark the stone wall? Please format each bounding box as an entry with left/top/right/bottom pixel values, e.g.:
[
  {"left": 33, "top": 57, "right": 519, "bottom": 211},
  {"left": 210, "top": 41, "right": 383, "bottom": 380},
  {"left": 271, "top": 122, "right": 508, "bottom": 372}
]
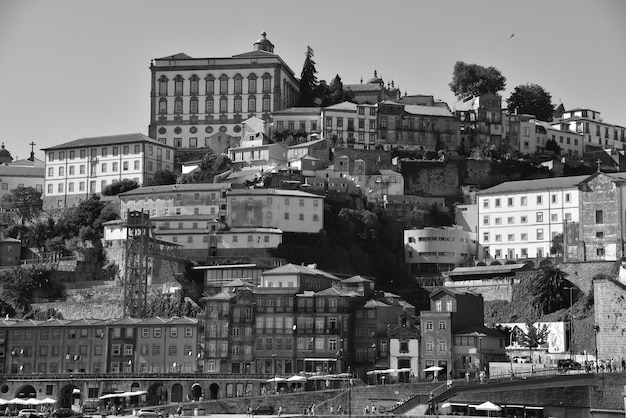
[
  {"left": 593, "top": 275, "right": 626, "bottom": 363},
  {"left": 558, "top": 261, "right": 617, "bottom": 294}
]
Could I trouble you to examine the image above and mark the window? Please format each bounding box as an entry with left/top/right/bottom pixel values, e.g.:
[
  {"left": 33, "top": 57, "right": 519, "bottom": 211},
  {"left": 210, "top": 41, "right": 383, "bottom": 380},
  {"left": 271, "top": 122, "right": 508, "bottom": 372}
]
[
  {"left": 537, "top": 195, "right": 543, "bottom": 204},
  {"left": 435, "top": 301, "right": 442, "bottom": 312},
  {"left": 507, "top": 234, "right": 514, "bottom": 241},
  {"left": 495, "top": 217, "right": 501, "bottom": 225},
  {"left": 495, "top": 198, "right": 501, "bottom": 207},
  {"left": 446, "top": 300, "right": 453, "bottom": 312},
  {"left": 596, "top": 210, "right": 603, "bottom": 224},
  {"left": 521, "top": 216, "right": 527, "bottom": 223},
  {"left": 521, "top": 233, "right": 528, "bottom": 241},
  {"left": 537, "top": 229, "right": 544, "bottom": 240},
  {"left": 438, "top": 321, "right": 446, "bottom": 330},
  {"left": 426, "top": 340, "right": 434, "bottom": 352},
  {"left": 425, "top": 321, "right": 433, "bottom": 331},
  {"left": 521, "top": 196, "right": 527, "bottom": 206},
  {"left": 536, "top": 212, "right": 543, "bottom": 222},
  {"left": 507, "top": 217, "right": 514, "bottom": 224},
  {"left": 483, "top": 200, "right": 489, "bottom": 209},
  {"left": 551, "top": 213, "right": 558, "bottom": 222},
  {"left": 483, "top": 216, "right": 489, "bottom": 225},
  {"left": 483, "top": 232, "right": 489, "bottom": 242},
  {"left": 507, "top": 197, "right": 513, "bottom": 206}
]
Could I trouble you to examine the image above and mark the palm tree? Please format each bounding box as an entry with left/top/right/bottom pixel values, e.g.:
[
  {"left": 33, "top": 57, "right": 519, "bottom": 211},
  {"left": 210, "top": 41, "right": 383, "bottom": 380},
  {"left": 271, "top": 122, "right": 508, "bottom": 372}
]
[{"left": 531, "top": 266, "right": 569, "bottom": 314}]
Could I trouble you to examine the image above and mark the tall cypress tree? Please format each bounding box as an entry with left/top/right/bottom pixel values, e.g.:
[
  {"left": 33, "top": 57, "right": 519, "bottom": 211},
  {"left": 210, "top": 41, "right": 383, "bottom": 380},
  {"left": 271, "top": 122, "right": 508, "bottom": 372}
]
[{"left": 298, "top": 46, "right": 318, "bottom": 107}]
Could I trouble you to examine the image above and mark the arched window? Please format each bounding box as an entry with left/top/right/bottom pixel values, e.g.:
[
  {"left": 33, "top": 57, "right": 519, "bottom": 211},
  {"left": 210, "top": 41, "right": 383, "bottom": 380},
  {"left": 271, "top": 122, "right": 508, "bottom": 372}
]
[
  {"left": 248, "top": 96, "right": 256, "bottom": 113},
  {"left": 174, "top": 75, "right": 184, "bottom": 95},
  {"left": 174, "top": 97, "right": 183, "bottom": 114},
  {"left": 248, "top": 74, "right": 258, "bottom": 94},
  {"left": 205, "top": 98, "right": 214, "bottom": 114},
  {"left": 220, "top": 96, "right": 228, "bottom": 113},
  {"left": 158, "top": 76, "right": 168, "bottom": 95},
  {"left": 190, "top": 96, "right": 198, "bottom": 114},
  {"left": 205, "top": 75, "right": 215, "bottom": 95},
  {"left": 234, "top": 96, "right": 242, "bottom": 113},
  {"left": 189, "top": 75, "right": 200, "bottom": 95},
  {"left": 262, "top": 95, "right": 271, "bottom": 112},
  {"left": 234, "top": 74, "right": 243, "bottom": 94},
  {"left": 262, "top": 73, "right": 272, "bottom": 93},
  {"left": 158, "top": 97, "right": 167, "bottom": 114},
  {"left": 219, "top": 74, "right": 229, "bottom": 94}
]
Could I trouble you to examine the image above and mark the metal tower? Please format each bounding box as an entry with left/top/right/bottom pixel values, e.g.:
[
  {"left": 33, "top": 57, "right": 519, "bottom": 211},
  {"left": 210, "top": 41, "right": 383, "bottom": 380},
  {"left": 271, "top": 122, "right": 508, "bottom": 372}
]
[{"left": 123, "top": 210, "right": 152, "bottom": 318}]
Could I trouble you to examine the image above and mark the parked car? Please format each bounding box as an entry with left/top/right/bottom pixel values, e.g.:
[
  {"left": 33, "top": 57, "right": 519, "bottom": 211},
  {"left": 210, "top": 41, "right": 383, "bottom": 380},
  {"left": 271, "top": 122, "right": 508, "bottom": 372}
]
[
  {"left": 558, "top": 359, "right": 582, "bottom": 370},
  {"left": 137, "top": 409, "right": 163, "bottom": 418},
  {"left": 513, "top": 356, "right": 530, "bottom": 363},
  {"left": 253, "top": 405, "right": 275, "bottom": 415},
  {"left": 51, "top": 409, "right": 80, "bottom": 418},
  {"left": 18, "top": 409, "right": 39, "bottom": 418}
]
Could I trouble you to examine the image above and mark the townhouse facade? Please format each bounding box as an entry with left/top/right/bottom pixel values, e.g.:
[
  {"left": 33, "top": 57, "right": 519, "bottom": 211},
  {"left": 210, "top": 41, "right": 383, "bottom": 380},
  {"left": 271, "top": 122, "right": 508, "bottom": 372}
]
[
  {"left": 376, "top": 101, "right": 460, "bottom": 151},
  {"left": 453, "top": 94, "right": 503, "bottom": 153},
  {"left": 272, "top": 107, "right": 322, "bottom": 143},
  {"left": 321, "top": 102, "right": 378, "bottom": 150},
  {"left": 148, "top": 33, "right": 299, "bottom": 151},
  {"left": 42, "top": 133, "right": 175, "bottom": 210}
]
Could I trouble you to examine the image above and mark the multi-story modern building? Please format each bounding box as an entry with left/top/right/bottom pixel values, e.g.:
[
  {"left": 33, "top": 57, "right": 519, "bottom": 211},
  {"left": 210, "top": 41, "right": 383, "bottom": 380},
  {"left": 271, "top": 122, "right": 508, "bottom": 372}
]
[
  {"left": 376, "top": 101, "right": 460, "bottom": 151},
  {"left": 476, "top": 175, "right": 588, "bottom": 262},
  {"left": 149, "top": 32, "right": 299, "bottom": 151},
  {"left": 404, "top": 226, "right": 478, "bottom": 274},
  {"left": 227, "top": 189, "right": 324, "bottom": 234},
  {"left": 42, "top": 133, "right": 175, "bottom": 210},
  {"left": 552, "top": 108, "right": 626, "bottom": 152},
  {"left": 322, "top": 102, "right": 378, "bottom": 150}
]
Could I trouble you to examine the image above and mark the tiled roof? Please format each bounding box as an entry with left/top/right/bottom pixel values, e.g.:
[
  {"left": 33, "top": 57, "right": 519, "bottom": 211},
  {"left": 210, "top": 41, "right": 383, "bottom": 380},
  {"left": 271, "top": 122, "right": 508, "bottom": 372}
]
[
  {"left": 342, "top": 275, "right": 373, "bottom": 283},
  {"left": 477, "top": 175, "right": 589, "bottom": 195},
  {"left": 263, "top": 263, "right": 340, "bottom": 281},
  {"left": 324, "top": 101, "right": 358, "bottom": 111},
  {"left": 287, "top": 139, "right": 326, "bottom": 149},
  {"left": 273, "top": 107, "right": 321, "bottom": 115},
  {"left": 42, "top": 133, "right": 171, "bottom": 151},
  {"left": 228, "top": 188, "right": 321, "bottom": 198},
  {"left": 156, "top": 52, "right": 194, "bottom": 60},
  {"left": 446, "top": 264, "right": 530, "bottom": 276},
  {"left": 119, "top": 183, "right": 230, "bottom": 197},
  {"left": 404, "top": 104, "right": 454, "bottom": 117}
]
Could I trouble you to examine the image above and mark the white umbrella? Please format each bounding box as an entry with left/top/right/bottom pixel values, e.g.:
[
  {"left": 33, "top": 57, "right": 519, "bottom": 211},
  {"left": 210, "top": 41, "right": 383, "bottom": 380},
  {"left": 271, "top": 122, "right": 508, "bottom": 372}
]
[
  {"left": 40, "top": 398, "right": 56, "bottom": 404},
  {"left": 440, "top": 402, "right": 452, "bottom": 409},
  {"left": 23, "top": 399, "right": 41, "bottom": 406},
  {"left": 266, "top": 377, "right": 286, "bottom": 383},
  {"left": 475, "top": 401, "right": 501, "bottom": 417},
  {"left": 0, "top": 399, "right": 8, "bottom": 405},
  {"left": 287, "top": 375, "right": 307, "bottom": 382},
  {"left": 9, "top": 399, "right": 26, "bottom": 405},
  {"left": 423, "top": 366, "right": 443, "bottom": 372}
]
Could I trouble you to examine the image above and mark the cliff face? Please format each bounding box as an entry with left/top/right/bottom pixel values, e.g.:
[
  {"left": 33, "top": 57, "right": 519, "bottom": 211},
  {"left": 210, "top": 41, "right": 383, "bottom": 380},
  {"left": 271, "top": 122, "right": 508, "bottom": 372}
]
[{"left": 33, "top": 286, "right": 124, "bottom": 320}]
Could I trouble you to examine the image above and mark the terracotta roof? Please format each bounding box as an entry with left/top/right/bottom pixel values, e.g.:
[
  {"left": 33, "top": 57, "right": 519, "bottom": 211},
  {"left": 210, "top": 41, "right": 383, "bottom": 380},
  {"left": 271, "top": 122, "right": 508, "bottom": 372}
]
[{"left": 477, "top": 175, "right": 589, "bottom": 195}]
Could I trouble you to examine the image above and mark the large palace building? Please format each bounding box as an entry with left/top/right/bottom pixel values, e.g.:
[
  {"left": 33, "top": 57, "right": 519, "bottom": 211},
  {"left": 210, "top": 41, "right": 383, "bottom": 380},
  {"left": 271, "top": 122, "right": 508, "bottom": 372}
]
[{"left": 148, "top": 32, "right": 300, "bottom": 152}]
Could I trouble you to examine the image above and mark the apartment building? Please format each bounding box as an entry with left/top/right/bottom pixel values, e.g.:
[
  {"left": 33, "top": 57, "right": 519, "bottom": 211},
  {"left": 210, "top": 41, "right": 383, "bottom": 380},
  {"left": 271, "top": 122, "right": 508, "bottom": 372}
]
[
  {"left": 272, "top": 107, "right": 322, "bottom": 143},
  {"left": 376, "top": 101, "right": 459, "bottom": 151},
  {"left": 227, "top": 189, "right": 324, "bottom": 234},
  {"left": 476, "top": 175, "right": 588, "bottom": 262},
  {"left": 322, "top": 102, "right": 378, "bottom": 150},
  {"left": 149, "top": 33, "right": 299, "bottom": 150},
  {"left": 42, "top": 133, "right": 174, "bottom": 210},
  {"left": 552, "top": 108, "right": 626, "bottom": 152},
  {"left": 0, "top": 145, "right": 44, "bottom": 208},
  {"left": 404, "top": 226, "right": 477, "bottom": 274},
  {"left": 453, "top": 94, "right": 503, "bottom": 152},
  {"left": 537, "top": 121, "right": 584, "bottom": 156}
]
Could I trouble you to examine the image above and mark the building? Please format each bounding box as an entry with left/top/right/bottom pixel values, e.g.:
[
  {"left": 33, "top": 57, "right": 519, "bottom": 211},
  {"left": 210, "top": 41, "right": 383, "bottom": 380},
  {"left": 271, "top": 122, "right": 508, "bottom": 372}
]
[
  {"left": 227, "top": 189, "right": 324, "bottom": 234},
  {"left": 376, "top": 101, "right": 460, "bottom": 151},
  {"left": 149, "top": 32, "right": 299, "bottom": 151},
  {"left": 476, "top": 175, "right": 588, "bottom": 262},
  {"left": 404, "top": 226, "right": 478, "bottom": 274},
  {"left": 453, "top": 94, "right": 504, "bottom": 153},
  {"left": 344, "top": 71, "right": 401, "bottom": 105},
  {"left": 0, "top": 238, "right": 22, "bottom": 267},
  {"left": 420, "top": 288, "right": 486, "bottom": 379},
  {"left": 322, "top": 102, "right": 378, "bottom": 150},
  {"left": 0, "top": 144, "right": 44, "bottom": 210},
  {"left": 536, "top": 121, "right": 584, "bottom": 157},
  {"left": 272, "top": 107, "right": 322, "bottom": 143},
  {"left": 42, "top": 133, "right": 175, "bottom": 210},
  {"left": 228, "top": 142, "right": 287, "bottom": 171},
  {"left": 552, "top": 108, "right": 626, "bottom": 152}
]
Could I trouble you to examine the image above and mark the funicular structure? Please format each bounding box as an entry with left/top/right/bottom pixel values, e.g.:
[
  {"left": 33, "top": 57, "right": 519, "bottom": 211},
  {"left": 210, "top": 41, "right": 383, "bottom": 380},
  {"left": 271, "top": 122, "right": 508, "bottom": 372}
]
[{"left": 123, "top": 210, "right": 153, "bottom": 318}]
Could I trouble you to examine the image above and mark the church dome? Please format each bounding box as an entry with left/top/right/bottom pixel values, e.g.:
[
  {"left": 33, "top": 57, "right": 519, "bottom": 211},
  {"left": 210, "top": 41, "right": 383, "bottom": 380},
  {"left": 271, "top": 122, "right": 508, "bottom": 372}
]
[
  {"left": 366, "top": 70, "right": 383, "bottom": 86},
  {"left": 0, "top": 143, "right": 13, "bottom": 164},
  {"left": 253, "top": 32, "right": 275, "bottom": 53}
]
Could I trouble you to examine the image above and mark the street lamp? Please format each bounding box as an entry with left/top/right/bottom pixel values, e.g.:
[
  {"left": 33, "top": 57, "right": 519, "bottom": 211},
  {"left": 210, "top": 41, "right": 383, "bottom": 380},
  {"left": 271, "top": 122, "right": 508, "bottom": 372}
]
[
  {"left": 173, "top": 362, "right": 183, "bottom": 403},
  {"left": 593, "top": 325, "right": 600, "bottom": 372},
  {"left": 564, "top": 286, "right": 575, "bottom": 360},
  {"left": 371, "top": 343, "right": 377, "bottom": 384}
]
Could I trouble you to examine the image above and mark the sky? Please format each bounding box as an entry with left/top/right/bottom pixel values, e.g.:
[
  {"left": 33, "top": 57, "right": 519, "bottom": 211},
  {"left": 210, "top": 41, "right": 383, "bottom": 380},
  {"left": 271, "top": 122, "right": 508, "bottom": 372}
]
[{"left": 1, "top": 0, "right": 625, "bottom": 162}]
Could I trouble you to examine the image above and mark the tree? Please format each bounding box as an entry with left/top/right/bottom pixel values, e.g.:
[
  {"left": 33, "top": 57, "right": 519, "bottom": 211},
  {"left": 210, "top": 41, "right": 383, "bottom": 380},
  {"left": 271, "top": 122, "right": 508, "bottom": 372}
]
[
  {"left": 530, "top": 266, "right": 569, "bottom": 314},
  {"left": 1, "top": 186, "right": 42, "bottom": 224},
  {"left": 325, "top": 75, "right": 356, "bottom": 106},
  {"left": 515, "top": 321, "right": 550, "bottom": 363},
  {"left": 550, "top": 233, "right": 564, "bottom": 256},
  {"left": 545, "top": 138, "right": 561, "bottom": 155},
  {"left": 449, "top": 61, "right": 506, "bottom": 100},
  {"left": 297, "top": 46, "right": 319, "bottom": 107},
  {"left": 147, "top": 170, "right": 177, "bottom": 186},
  {"left": 507, "top": 84, "right": 554, "bottom": 121},
  {"left": 102, "top": 179, "right": 139, "bottom": 196}
]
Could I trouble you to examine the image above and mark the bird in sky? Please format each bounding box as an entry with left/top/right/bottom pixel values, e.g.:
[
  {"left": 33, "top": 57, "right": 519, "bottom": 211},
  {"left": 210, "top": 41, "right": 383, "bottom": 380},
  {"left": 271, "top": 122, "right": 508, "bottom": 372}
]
[{"left": 509, "top": 33, "right": 515, "bottom": 39}]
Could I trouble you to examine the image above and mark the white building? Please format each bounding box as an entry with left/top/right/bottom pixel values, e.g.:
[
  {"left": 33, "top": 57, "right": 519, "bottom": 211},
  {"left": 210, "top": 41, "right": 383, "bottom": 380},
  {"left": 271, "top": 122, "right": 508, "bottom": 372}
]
[
  {"left": 552, "top": 108, "right": 626, "bottom": 152},
  {"left": 272, "top": 107, "right": 322, "bottom": 142},
  {"left": 148, "top": 32, "right": 299, "bottom": 150},
  {"left": 537, "top": 121, "right": 584, "bottom": 157},
  {"left": 404, "top": 225, "right": 477, "bottom": 274},
  {"left": 476, "top": 175, "right": 588, "bottom": 262},
  {"left": 42, "top": 133, "right": 175, "bottom": 210}
]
